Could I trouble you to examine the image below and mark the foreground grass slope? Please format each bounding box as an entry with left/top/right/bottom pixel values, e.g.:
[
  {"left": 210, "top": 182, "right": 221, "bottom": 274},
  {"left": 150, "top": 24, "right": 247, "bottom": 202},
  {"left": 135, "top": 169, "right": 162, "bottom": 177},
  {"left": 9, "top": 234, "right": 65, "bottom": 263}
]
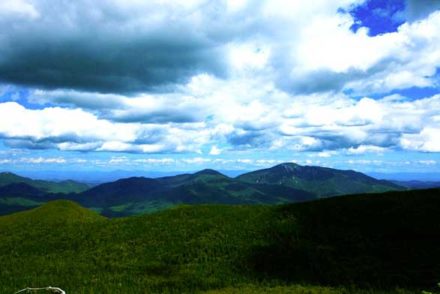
[{"left": 0, "top": 189, "right": 439, "bottom": 293}]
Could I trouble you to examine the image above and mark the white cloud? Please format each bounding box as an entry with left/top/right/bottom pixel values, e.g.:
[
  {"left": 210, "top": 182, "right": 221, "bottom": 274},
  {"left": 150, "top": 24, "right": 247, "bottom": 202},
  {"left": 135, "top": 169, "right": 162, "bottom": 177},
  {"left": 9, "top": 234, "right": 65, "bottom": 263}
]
[
  {"left": 209, "top": 146, "right": 222, "bottom": 155},
  {"left": 400, "top": 127, "right": 440, "bottom": 152},
  {"left": 347, "top": 145, "right": 387, "bottom": 154},
  {"left": 278, "top": 94, "right": 440, "bottom": 152},
  {"left": 258, "top": 5, "right": 440, "bottom": 95},
  {"left": 0, "top": 0, "right": 439, "bottom": 158},
  {"left": 181, "top": 157, "right": 212, "bottom": 164},
  {"left": 0, "top": 102, "right": 138, "bottom": 143},
  {"left": 347, "top": 159, "right": 384, "bottom": 166},
  {"left": 0, "top": 0, "right": 440, "bottom": 97},
  {"left": 345, "top": 11, "right": 440, "bottom": 94},
  {"left": 3, "top": 89, "right": 440, "bottom": 154},
  {"left": 310, "top": 151, "right": 339, "bottom": 158},
  {"left": 0, "top": 102, "right": 209, "bottom": 153},
  {"left": 19, "top": 157, "right": 66, "bottom": 164},
  {"left": 133, "top": 158, "right": 175, "bottom": 164},
  {"left": 108, "top": 156, "right": 129, "bottom": 164},
  {"left": 0, "top": 0, "right": 39, "bottom": 19},
  {"left": 418, "top": 159, "right": 437, "bottom": 165}
]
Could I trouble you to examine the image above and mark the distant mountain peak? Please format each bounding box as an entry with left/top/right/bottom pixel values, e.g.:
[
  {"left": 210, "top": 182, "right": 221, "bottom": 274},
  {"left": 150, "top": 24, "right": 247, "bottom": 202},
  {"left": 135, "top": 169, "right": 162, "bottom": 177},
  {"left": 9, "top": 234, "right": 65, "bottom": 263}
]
[
  {"left": 237, "top": 163, "right": 401, "bottom": 197},
  {"left": 194, "top": 169, "right": 226, "bottom": 177},
  {"left": 0, "top": 171, "right": 22, "bottom": 177},
  {"left": 271, "top": 162, "right": 300, "bottom": 173},
  {"left": 274, "top": 162, "right": 299, "bottom": 168}
]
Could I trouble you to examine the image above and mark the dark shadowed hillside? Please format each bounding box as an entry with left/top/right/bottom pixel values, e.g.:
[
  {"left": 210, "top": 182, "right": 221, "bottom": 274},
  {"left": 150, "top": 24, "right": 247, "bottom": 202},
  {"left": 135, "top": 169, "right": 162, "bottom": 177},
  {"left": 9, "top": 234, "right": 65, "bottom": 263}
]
[{"left": 250, "top": 188, "right": 440, "bottom": 289}]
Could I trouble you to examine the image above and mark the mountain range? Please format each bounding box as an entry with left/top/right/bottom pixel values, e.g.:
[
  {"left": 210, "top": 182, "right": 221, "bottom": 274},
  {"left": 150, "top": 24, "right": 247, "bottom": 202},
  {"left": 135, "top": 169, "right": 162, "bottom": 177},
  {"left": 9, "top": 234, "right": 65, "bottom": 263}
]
[
  {"left": 0, "top": 163, "right": 402, "bottom": 216},
  {"left": 0, "top": 172, "right": 89, "bottom": 194},
  {"left": 391, "top": 180, "right": 440, "bottom": 190}
]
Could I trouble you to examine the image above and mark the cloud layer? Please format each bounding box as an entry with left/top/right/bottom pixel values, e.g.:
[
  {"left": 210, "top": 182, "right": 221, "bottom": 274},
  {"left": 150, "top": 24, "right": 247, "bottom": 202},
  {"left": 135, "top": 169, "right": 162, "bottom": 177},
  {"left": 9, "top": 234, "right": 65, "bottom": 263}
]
[
  {"left": 1, "top": 90, "right": 439, "bottom": 153},
  {"left": 0, "top": 0, "right": 439, "bottom": 164},
  {"left": 1, "top": 0, "right": 431, "bottom": 94},
  {"left": 1, "top": 0, "right": 439, "bottom": 94}
]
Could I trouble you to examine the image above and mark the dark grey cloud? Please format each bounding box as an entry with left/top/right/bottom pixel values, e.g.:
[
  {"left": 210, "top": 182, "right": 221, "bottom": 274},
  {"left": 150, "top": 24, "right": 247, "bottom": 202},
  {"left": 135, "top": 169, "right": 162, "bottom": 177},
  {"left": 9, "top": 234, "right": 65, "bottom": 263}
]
[
  {"left": 307, "top": 132, "right": 400, "bottom": 151},
  {"left": 3, "top": 139, "right": 57, "bottom": 150},
  {"left": 4, "top": 0, "right": 432, "bottom": 98},
  {"left": 29, "top": 89, "right": 206, "bottom": 124},
  {"left": 0, "top": 29, "right": 225, "bottom": 94},
  {"left": 273, "top": 54, "right": 404, "bottom": 95},
  {"left": 111, "top": 110, "right": 200, "bottom": 124},
  {"left": 226, "top": 130, "right": 273, "bottom": 148},
  {"left": 279, "top": 70, "right": 360, "bottom": 94},
  {"left": 133, "top": 129, "right": 166, "bottom": 145},
  {"left": 0, "top": 0, "right": 265, "bottom": 94},
  {"left": 0, "top": 125, "right": 170, "bottom": 153},
  {"left": 0, "top": 132, "right": 101, "bottom": 151},
  {"left": 30, "top": 90, "right": 124, "bottom": 109}
]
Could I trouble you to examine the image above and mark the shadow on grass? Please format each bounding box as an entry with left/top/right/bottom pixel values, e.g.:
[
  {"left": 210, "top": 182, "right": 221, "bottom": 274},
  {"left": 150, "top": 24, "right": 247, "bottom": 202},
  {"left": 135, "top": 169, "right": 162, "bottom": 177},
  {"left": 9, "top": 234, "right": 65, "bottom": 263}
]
[{"left": 246, "top": 189, "right": 440, "bottom": 291}]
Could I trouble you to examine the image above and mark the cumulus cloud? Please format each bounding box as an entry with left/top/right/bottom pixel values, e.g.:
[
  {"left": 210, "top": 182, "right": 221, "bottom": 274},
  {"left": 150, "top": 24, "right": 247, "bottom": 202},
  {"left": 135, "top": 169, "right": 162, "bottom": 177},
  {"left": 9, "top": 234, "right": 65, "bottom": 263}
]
[
  {"left": 0, "top": 0, "right": 368, "bottom": 94},
  {"left": 277, "top": 9, "right": 440, "bottom": 95},
  {"left": 20, "top": 157, "right": 66, "bottom": 164},
  {"left": 345, "top": 11, "right": 440, "bottom": 94},
  {"left": 28, "top": 89, "right": 206, "bottom": 124},
  {"left": 347, "top": 145, "right": 387, "bottom": 154},
  {"left": 278, "top": 94, "right": 440, "bottom": 152},
  {"left": 0, "top": 0, "right": 39, "bottom": 19},
  {"left": 209, "top": 146, "right": 222, "bottom": 155},
  {"left": 0, "top": 0, "right": 439, "bottom": 161},
  {"left": 400, "top": 127, "right": 440, "bottom": 152},
  {"left": 0, "top": 102, "right": 209, "bottom": 153},
  {"left": 0, "top": 157, "right": 66, "bottom": 164},
  {"left": 0, "top": 0, "right": 241, "bottom": 93},
  {"left": 1, "top": 0, "right": 439, "bottom": 97},
  {"left": 4, "top": 89, "right": 440, "bottom": 154}
]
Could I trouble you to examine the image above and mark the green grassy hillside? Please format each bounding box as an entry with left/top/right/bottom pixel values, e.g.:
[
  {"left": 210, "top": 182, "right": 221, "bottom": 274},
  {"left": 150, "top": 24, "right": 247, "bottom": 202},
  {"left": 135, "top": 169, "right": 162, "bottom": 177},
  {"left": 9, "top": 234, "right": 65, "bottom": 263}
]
[
  {"left": 0, "top": 182, "right": 86, "bottom": 216},
  {"left": 1, "top": 189, "right": 439, "bottom": 293},
  {"left": 0, "top": 200, "right": 105, "bottom": 226}
]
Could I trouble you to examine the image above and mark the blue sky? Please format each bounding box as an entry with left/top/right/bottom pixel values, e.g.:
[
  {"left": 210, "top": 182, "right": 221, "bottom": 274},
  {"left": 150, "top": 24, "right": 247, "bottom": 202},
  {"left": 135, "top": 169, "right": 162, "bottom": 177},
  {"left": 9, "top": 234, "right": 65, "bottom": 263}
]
[
  {"left": 349, "top": 0, "right": 406, "bottom": 36},
  {"left": 0, "top": 0, "right": 440, "bottom": 179}
]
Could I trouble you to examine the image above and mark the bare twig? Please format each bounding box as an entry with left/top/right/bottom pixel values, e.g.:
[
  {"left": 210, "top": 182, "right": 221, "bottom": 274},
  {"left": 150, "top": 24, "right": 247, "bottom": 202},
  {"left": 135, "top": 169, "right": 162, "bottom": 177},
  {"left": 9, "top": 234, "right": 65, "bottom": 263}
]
[{"left": 15, "top": 286, "right": 65, "bottom": 294}]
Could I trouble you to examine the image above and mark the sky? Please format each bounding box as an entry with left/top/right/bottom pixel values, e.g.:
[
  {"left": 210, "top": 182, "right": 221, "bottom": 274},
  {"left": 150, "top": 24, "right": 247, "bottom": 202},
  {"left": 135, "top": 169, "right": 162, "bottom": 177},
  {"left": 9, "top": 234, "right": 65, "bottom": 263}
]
[{"left": 0, "top": 0, "right": 440, "bottom": 178}]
